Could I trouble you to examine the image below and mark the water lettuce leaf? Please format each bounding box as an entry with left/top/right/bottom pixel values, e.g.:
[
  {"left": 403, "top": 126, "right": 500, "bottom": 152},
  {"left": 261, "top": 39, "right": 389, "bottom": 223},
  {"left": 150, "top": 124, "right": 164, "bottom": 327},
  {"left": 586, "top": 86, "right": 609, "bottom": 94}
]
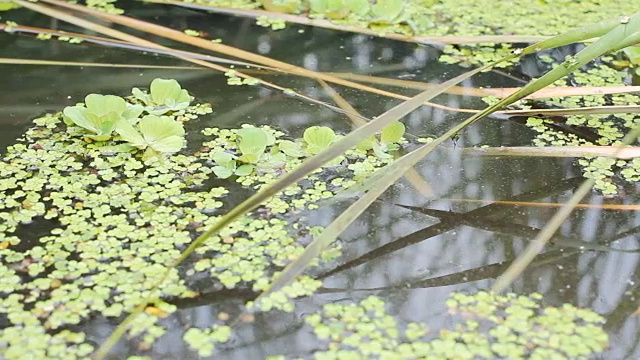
[{"left": 116, "top": 115, "right": 185, "bottom": 154}]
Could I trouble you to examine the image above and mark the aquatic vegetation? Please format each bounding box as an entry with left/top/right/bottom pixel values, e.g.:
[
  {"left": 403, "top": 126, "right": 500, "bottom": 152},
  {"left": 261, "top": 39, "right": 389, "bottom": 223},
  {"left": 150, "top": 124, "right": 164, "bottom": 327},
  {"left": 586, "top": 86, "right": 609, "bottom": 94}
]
[
  {"left": 202, "top": 124, "right": 401, "bottom": 190},
  {"left": 183, "top": 324, "right": 232, "bottom": 356},
  {"left": 304, "top": 292, "right": 608, "bottom": 359},
  {"left": 256, "top": 15, "right": 287, "bottom": 30},
  {"left": 489, "top": 60, "right": 640, "bottom": 194},
  {"left": 0, "top": 79, "right": 407, "bottom": 358},
  {"left": 224, "top": 69, "right": 260, "bottom": 86},
  {"left": 303, "top": 125, "right": 337, "bottom": 155},
  {"left": 62, "top": 93, "right": 143, "bottom": 141},
  {"left": 116, "top": 115, "right": 186, "bottom": 160},
  {"left": 357, "top": 120, "right": 406, "bottom": 159},
  {"left": 131, "top": 78, "right": 191, "bottom": 115}
]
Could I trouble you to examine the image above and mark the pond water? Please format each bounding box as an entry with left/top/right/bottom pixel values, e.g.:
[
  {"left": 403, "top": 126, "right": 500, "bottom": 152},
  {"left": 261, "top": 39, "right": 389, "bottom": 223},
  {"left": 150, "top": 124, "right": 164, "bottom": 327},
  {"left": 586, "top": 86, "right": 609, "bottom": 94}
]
[{"left": 2, "top": 4, "right": 640, "bottom": 359}]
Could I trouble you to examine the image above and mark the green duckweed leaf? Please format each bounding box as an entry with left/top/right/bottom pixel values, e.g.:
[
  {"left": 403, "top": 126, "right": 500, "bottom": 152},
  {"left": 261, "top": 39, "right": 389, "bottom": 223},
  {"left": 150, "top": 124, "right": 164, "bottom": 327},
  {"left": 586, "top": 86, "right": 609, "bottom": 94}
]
[
  {"left": 212, "top": 166, "right": 234, "bottom": 179},
  {"left": 235, "top": 164, "right": 254, "bottom": 176}
]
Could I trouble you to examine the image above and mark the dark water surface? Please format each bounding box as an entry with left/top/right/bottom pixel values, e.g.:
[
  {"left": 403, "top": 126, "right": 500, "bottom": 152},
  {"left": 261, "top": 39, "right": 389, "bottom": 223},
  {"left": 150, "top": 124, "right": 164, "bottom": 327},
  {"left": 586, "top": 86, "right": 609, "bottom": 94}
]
[{"left": 1, "top": 4, "right": 640, "bottom": 359}]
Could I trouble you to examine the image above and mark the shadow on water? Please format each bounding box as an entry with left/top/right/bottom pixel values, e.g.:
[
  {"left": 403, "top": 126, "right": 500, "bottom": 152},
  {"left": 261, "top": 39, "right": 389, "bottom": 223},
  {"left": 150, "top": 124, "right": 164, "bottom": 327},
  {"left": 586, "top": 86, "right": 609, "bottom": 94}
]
[{"left": 1, "top": 3, "right": 639, "bottom": 359}]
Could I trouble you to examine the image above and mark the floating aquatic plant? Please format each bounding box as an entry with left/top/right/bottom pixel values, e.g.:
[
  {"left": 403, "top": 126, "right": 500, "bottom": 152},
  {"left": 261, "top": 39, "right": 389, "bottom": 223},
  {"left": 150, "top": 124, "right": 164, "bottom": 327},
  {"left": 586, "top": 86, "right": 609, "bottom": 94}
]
[
  {"left": 489, "top": 61, "right": 640, "bottom": 194},
  {"left": 115, "top": 114, "right": 186, "bottom": 160},
  {"left": 357, "top": 120, "right": 406, "bottom": 159},
  {"left": 1, "top": 79, "right": 397, "bottom": 359},
  {"left": 131, "top": 78, "right": 191, "bottom": 115},
  {"left": 63, "top": 94, "right": 143, "bottom": 141},
  {"left": 303, "top": 292, "right": 608, "bottom": 359}
]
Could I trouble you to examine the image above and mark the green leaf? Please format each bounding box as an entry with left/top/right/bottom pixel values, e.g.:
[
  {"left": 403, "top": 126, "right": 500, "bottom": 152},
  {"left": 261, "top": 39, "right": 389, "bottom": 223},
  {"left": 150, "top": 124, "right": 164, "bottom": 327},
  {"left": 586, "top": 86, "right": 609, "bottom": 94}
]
[
  {"left": 380, "top": 121, "right": 405, "bottom": 145},
  {"left": 115, "top": 119, "right": 145, "bottom": 147},
  {"left": 84, "top": 94, "right": 127, "bottom": 118},
  {"left": 370, "top": 0, "right": 403, "bottom": 21},
  {"left": 139, "top": 115, "right": 185, "bottom": 153},
  {"left": 131, "top": 87, "right": 152, "bottom": 104},
  {"left": 345, "top": 0, "right": 369, "bottom": 16},
  {"left": 623, "top": 46, "right": 640, "bottom": 65},
  {"left": 278, "top": 140, "right": 305, "bottom": 158},
  {"left": 211, "top": 151, "right": 236, "bottom": 168},
  {"left": 303, "top": 126, "right": 336, "bottom": 154},
  {"left": 234, "top": 164, "right": 254, "bottom": 176},
  {"left": 115, "top": 115, "right": 185, "bottom": 153},
  {"left": 258, "top": 152, "right": 287, "bottom": 169},
  {"left": 63, "top": 106, "right": 98, "bottom": 132},
  {"left": 372, "top": 143, "right": 392, "bottom": 159},
  {"left": 150, "top": 79, "right": 191, "bottom": 106},
  {"left": 122, "top": 103, "right": 145, "bottom": 123},
  {"left": 357, "top": 135, "right": 377, "bottom": 151},
  {"left": 237, "top": 127, "right": 269, "bottom": 162},
  {"left": 212, "top": 166, "right": 234, "bottom": 179}
]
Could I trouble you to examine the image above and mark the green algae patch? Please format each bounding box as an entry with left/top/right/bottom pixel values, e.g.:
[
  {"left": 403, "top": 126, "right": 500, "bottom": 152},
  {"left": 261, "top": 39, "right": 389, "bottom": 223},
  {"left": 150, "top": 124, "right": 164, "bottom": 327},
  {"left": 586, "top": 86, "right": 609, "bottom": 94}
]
[{"left": 304, "top": 292, "right": 608, "bottom": 359}]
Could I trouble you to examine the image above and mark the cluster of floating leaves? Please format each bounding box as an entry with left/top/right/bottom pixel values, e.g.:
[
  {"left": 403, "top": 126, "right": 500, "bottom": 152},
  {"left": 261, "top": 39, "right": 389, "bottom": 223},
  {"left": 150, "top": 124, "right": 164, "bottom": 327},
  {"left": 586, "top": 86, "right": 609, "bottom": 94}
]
[
  {"left": 304, "top": 292, "right": 608, "bottom": 359},
  {"left": 197, "top": 123, "right": 401, "bottom": 213},
  {"left": 0, "top": 79, "right": 405, "bottom": 357},
  {"left": 485, "top": 58, "right": 640, "bottom": 194},
  {"left": 0, "top": 83, "right": 220, "bottom": 357}
]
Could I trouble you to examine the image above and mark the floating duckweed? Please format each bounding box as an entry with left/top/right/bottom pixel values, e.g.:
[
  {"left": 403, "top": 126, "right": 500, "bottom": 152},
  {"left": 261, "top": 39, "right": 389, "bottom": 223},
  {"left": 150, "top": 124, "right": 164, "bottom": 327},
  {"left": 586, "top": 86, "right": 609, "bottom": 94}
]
[
  {"left": 302, "top": 292, "right": 607, "bottom": 359},
  {"left": 0, "top": 80, "right": 237, "bottom": 358},
  {"left": 199, "top": 124, "right": 402, "bottom": 207},
  {"left": 499, "top": 63, "right": 640, "bottom": 194},
  {"left": 247, "top": 275, "right": 322, "bottom": 312},
  {"left": 183, "top": 324, "right": 232, "bottom": 357},
  {"left": 256, "top": 15, "right": 287, "bottom": 30}
]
